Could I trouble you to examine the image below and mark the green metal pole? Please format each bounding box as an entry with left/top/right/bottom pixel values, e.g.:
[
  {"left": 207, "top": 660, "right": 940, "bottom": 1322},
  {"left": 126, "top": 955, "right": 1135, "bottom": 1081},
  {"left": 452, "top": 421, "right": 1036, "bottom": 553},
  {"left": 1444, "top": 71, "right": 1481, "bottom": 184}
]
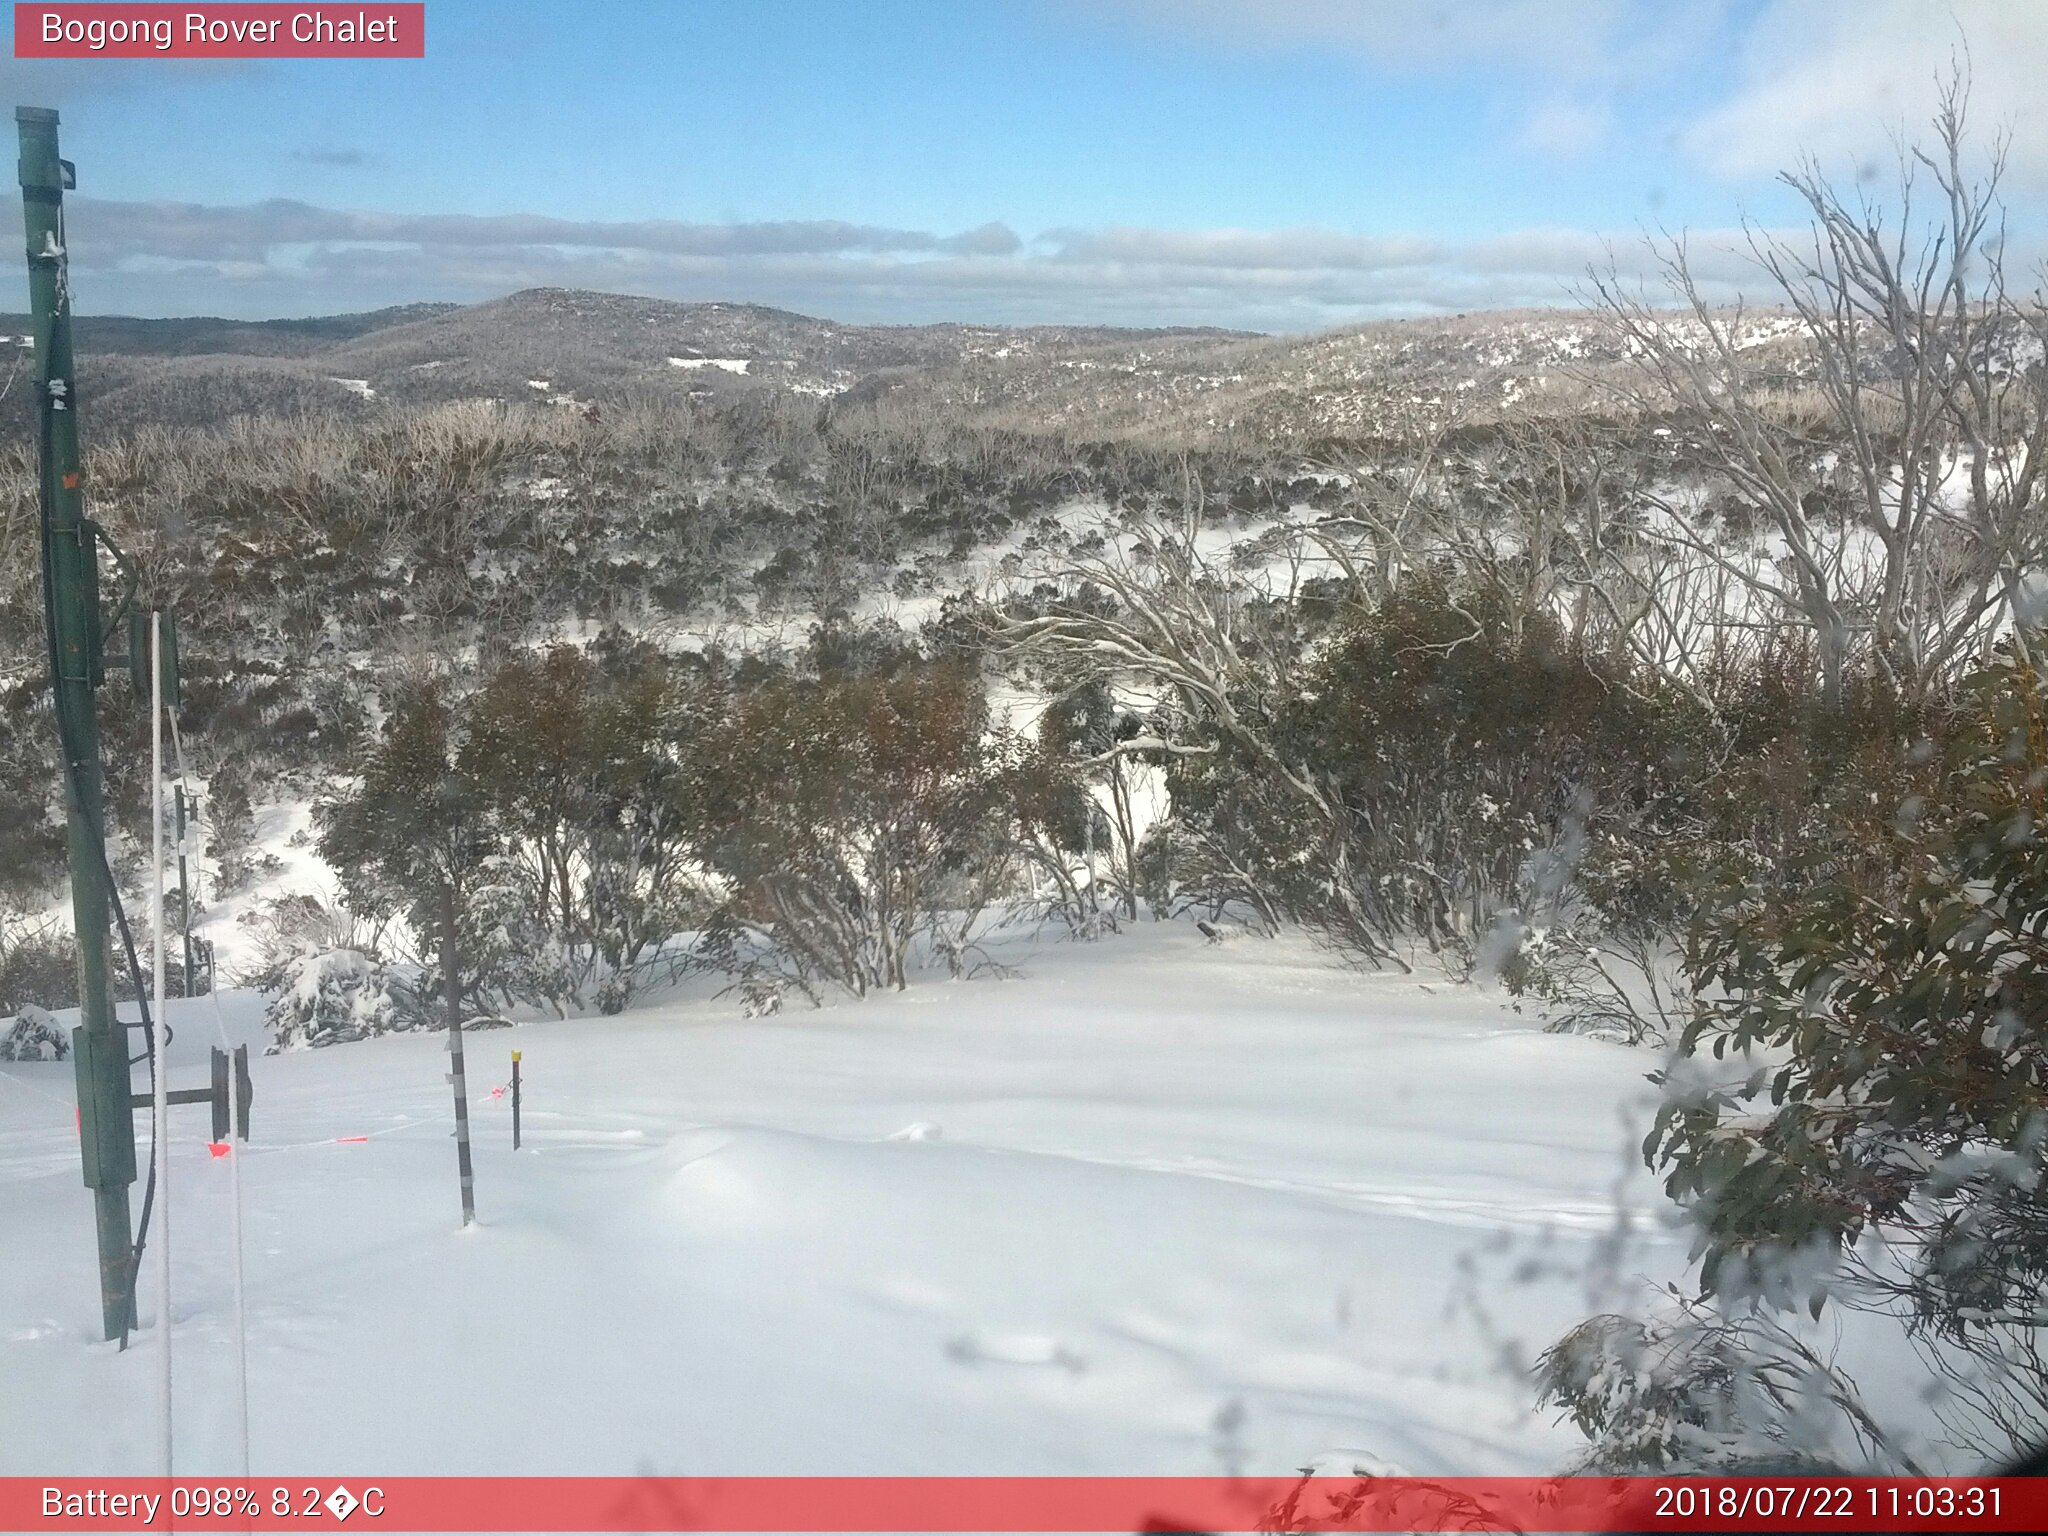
[{"left": 19, "top": 106, "right": 137, "bottom": 1341}]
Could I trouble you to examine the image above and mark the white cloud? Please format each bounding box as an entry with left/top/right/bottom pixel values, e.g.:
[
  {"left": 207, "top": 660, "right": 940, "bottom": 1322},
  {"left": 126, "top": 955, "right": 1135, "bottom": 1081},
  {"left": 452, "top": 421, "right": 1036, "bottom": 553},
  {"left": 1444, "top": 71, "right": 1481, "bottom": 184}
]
[
  {"left": 1680, "top": 0, "right": 2048, "bottom": 186},
  {"left": 1080, "top": 0, "right": 1725, "bottom": 183},
  {"left": 67, "top": 201, "right": 1023, "bottom": 263},
  {"left": 1518, "top": 99, "right": 1611, "bottom": 159},
  {"left": 1039, "top": 226, "right": 1442, "bottom": 270},
  {"left": 42, "top": 195, "right": 1818, "bottom": 330},
  {"left": 1091, "top": 1, "right": 2045, "bottom": 197},
  {"left": 1094, "top": 0, "right": 1712, "bottom": 85}
]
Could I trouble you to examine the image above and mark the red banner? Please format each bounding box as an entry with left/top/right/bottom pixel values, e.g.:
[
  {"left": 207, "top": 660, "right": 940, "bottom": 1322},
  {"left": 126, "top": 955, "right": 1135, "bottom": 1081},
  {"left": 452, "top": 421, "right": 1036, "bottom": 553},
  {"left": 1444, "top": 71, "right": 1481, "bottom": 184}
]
[
  {"left": 0, "top": 1477, "right": 2041, "bottom": 1532},
  {"left": 13, "top": 5, "right": 424, "bottom": 59}
]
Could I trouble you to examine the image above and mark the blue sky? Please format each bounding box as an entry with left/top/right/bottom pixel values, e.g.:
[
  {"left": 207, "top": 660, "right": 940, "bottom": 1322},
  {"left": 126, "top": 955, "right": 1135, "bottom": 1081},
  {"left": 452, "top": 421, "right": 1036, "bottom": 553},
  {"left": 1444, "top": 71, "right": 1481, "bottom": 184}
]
[{"left": 3, "top": 0, "right": 2041, "bottom": 328}]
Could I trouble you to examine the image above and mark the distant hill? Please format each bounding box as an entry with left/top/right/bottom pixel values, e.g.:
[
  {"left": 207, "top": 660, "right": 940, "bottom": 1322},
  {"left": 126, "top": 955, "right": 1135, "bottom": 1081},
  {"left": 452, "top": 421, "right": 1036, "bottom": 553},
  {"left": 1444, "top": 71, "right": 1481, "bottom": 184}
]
[
  {"left": 0, "top": 286, "right": 1818, "bottom": 444},
  {"left": 0, "top": 302, "right": 460, "bottom": 357},
  {"left": 0, "top": 287, "right": 1265, "bottom": 438}
]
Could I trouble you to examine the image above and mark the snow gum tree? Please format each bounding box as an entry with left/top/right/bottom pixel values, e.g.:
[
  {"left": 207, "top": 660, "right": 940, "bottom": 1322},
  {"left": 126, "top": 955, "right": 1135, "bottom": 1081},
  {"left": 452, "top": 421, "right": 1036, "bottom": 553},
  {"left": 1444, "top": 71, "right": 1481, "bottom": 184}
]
[
  {"left": 993, "top": 502, "right": 1404, "bottom": 963},
  {"left": 685, "top": 661, "right": 1017, "bottom": 1002},
  {"left": 1037, "top": 677, "right": 1152, "bottom": 922},
  {"left": 1590, "top": 76, "right": 2048, "bottom": 707},
  {"left": 1001, "top": 734, "right": 1107, "bottom": 935},
  {"left": 460, "top": 642, "right": 703, "bottom": 1009},
  {"left": 313, "top": 681, "right": 506, "bottom": 1018}
]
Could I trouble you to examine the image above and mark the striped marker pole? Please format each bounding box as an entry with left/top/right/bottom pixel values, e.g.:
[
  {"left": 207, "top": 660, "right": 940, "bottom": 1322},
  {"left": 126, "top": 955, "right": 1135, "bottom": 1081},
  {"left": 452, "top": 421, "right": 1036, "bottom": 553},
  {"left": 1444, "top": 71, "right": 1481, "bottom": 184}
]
[{"left": 441, "top": 883, "right": 475, "bottom": 1226}]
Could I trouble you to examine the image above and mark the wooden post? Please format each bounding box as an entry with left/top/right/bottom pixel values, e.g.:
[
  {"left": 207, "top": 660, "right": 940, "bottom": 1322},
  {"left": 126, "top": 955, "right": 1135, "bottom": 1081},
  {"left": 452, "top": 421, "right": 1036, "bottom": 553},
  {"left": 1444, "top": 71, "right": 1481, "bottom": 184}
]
[
  {"left": 440, "top": 882, "right": 476, "bottom": 1226},
  {"left": 511, "top": 1050, "right": 522, "bottom": 1150}
]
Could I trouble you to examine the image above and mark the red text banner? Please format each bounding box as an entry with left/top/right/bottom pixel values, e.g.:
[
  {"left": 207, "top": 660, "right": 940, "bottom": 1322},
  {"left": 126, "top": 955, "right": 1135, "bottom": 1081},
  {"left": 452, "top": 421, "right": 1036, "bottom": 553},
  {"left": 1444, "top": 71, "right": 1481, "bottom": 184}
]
[
  {"left": 14, "top": 5, "right": 425, "bottom": 59},
  {"left": 1, "top": 1476, "right": 2043, "bottom": 1533}
]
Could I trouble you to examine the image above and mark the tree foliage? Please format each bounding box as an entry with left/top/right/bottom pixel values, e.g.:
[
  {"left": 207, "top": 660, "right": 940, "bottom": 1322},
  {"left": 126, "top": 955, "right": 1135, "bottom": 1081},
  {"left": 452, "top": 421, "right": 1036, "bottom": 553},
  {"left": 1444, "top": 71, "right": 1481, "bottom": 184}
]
[
  {"left": 1651, "top": 650, "right": 2048, "bottom": 1456},
  {"left": 687, "top": 660, "right": 1017, "bottom": 1002}
]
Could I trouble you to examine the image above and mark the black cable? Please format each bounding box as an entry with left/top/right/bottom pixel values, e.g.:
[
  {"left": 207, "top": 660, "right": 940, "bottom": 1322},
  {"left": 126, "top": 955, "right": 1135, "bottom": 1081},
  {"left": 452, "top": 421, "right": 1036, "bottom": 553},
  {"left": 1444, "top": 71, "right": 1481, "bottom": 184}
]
[{"left": 37, "top": 396, "right": 161, "bottom": 1351}]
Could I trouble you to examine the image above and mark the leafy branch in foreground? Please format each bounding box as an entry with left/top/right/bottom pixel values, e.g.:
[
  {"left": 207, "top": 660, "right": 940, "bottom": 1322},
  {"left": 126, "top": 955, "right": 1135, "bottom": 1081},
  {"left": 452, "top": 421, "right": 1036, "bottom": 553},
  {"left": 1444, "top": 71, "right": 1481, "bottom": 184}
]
[{"left": 1648, "top": 648, "right": 2048, "bottom": 1460}]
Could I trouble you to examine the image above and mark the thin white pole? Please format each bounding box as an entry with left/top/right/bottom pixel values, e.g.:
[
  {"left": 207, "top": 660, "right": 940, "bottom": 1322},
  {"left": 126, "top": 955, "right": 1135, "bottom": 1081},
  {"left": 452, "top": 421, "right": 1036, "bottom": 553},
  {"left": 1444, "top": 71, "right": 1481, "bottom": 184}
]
[
  {"left": 221, "top": 1005, "right": 250, "bottom": 1477},
  {"left": 150, "top": 610, "right": 172, "bottom": 1474},
  {"left": 168, "top": 709, "right": 251, "bottom": 1478}
]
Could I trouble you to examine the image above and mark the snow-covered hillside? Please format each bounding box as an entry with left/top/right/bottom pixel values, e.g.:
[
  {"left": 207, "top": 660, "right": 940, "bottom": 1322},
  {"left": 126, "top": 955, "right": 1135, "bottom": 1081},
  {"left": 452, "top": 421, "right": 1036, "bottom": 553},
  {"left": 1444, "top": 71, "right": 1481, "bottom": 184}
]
[{"left": 1, "top": 924, "right": 1691, "bottom": 1478}]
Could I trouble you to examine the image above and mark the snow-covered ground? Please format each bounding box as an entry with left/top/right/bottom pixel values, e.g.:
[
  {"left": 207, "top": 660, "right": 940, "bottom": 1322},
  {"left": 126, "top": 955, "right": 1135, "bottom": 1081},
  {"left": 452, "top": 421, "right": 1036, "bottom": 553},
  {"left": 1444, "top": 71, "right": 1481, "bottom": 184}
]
[{"left": 4, "top": 924, "right": 1693, "bottom": 1477}]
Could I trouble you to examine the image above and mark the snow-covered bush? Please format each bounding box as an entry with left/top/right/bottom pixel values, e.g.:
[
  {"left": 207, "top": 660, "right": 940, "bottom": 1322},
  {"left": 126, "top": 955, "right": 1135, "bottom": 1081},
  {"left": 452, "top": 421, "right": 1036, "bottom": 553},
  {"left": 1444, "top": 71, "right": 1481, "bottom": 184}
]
[
  {"left": 232, "top": 892, "right": 386, "bottom": 994},
  {"left": 0, "top": 915, "right": 77, "bottom": 1015},
  {"left": 416, "top": 856, "right": 576, "bottom": 1018},
  {"left": 1536, "top": 1288, "right": 1912, "bottom": 1473},
  {"left": 263, "top": 948, "right": 404, "bottom": 1052},
  {"left": 1486, "top": 836, "right": 1694, "bottom": 1047},
  {"left": 0, "top": 1004, "right": 67, "bottom": 1062},
  {"left": 593, "top": 971, "right": 631, "bottom": 1016}
]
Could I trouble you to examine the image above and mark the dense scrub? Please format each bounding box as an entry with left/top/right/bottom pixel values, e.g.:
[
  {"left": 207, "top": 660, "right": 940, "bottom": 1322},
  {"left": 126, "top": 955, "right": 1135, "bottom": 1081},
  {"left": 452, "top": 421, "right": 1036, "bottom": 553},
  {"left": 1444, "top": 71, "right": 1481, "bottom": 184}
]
[{"left": 305, "top": 634, "right": 1104, "bottom": 1018}]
